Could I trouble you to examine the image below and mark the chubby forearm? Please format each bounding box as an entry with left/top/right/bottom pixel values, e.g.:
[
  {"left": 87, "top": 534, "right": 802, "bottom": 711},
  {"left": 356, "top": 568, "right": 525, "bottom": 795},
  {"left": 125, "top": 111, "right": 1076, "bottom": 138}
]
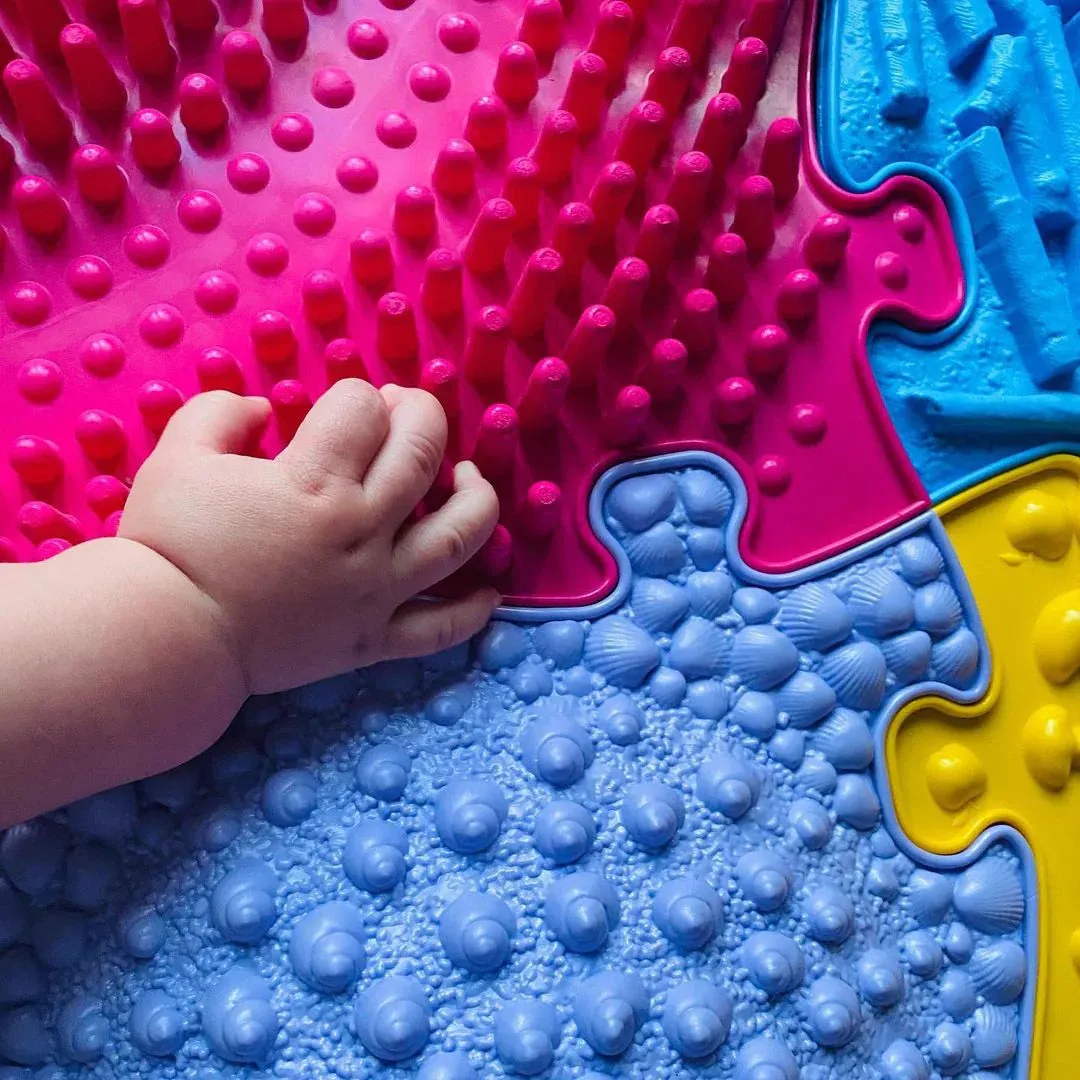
[{"left": 0, "top": 538, "right": 247, "bottom": 827}]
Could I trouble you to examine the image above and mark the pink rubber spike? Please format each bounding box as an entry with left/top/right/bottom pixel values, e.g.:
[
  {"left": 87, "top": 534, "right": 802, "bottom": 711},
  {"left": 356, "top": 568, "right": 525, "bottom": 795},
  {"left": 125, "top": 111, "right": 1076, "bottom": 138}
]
[
  {"left": 562, "top": 52, "right": 609, "bottom": 134},
  {"left": 462, "top": 199, "right": 516, "bottom": 275}
]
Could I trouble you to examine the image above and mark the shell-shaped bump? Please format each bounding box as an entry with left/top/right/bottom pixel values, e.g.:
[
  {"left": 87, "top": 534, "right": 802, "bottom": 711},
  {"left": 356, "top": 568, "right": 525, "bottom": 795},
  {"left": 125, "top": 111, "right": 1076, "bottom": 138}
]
[
  {"left": 203, "top": 967, "right": 278, "bottom": 1064},
  {"left": 545, "top": 871, "right": 620, "bottom": 953},
  {"left": 939, "top": 968, "right": 976, "bottom": 1019},
  {"left": 57, "top": 996, "right": 107, "bottom": 1063},
  {"left": 677, "top": 468, "right": 733, "bottom": 526},
  {"left": 631, "top": 577, "right": 689, "bottom": 634},
  {"left": 880, "top": 630, "right": 932, "bottom": 684},
  {"left": 534, "top": 801, "right": 596, "bottom": 864},
  {"left": 901, "top": 929, "right": 942, "bottom": 978},
  {"left": 668, "top": 616, "right": 731, "bottom": 679},
  {"left": 834, "top": 773, "right": 880, "bottom": 830},
  {"left": 696, "top": 753, "right": 761, "bottom": 819},
  {"left": 953, "top": 858, "right": 1023, "bottom": 934},
  {"left": 775, "top": 671, "right": 835, "bottom": 728},
  {"left": 688, "top": 526, "right": 725, "bottom": 569},
  {"left": 734, "top": 1036, "right": 799, "bottom": 1080},
  {"left": 417, "top": 1051, "right": 479, "bottom": 1079},
  {"left": 819, "top": 641, "right": 887, "bottom": 710},
  {"left": 0, "top": 1006, "right": 51, "bottom": 1066},
  {"left": 968, "top": 940, "right": 1026, "bottom": 1005},
  {"left": 434, "top": 779, "right": 508, "bottom": 854},
  {"left": 343, "top": 820, "right": 409, "bottom": 892},
  {"left": 805, "top": 884, "right": 855, "bottom": 945},
  {"left": 289, "top": 901, "right": 365, "bottom": 993},
  {"left": 729, "top": 691, "right": 777, "bottom": 739},
  {"left": 731, "top": 625, "right": 799, "bottom": 691},
  {"left": 0, "top": 945, "right": 42, "bottom": 1006},
  {"left": 598, "top": 694, "right": 644, "bottom": 745},
  {"left": 814, "top": 708, "right": 874, "bottom": 771},
  {"left": 520, "top": 713, "right": 594, "bottom": 788},
  {"left": 881, "top": 1039, "right": 930, "bottom": 1080},
  {"left": 608, "top": 473, "right": 677, "bottom": 532},
  {"left": 130, "top": 990, "right": 185, "bottom": 1057},
  {"left": 494, "top": 999, "right": 562, "bottom": 1076},
  {"left": 426, "top": 685, "right": 473, "bottom": 726},
  {"left": 685, "top": 571, "right": 734, "bottom": 618},
  {"left": 584, "top": 617, "right": 661, "bottom": 689},
  {"left": 905, "top": 869, "right": 953, "bottom": 927},
  {"left": 856, "top": 948, "right": 904, "bottom": 1008},
  {"left": 736, "top": 849, "right": 792, "bottom": 913},
  {"left": 847, "top": 567, "right": 914, "bottom": 638},
  {"left": 914, "top": 580, "right": 963, "bottom": 639},
  {"left": 624, "top": 522, "right": 685, "bottom": 576},
  {"left": 355, "top": 976, "right": 430, "bottom": 1063},
  {"left": 439, "top": 892, "right": 516, "bottom": 974},
  {"left": 688, "top": 677, "right": 732, "bottom": 720},
  {"left": 0, "top": 820, "right": 68, "bottom": 897},
  {"left": 652, "top": 877, "right": 724, "bottom": 951},
  {"left": 121, "top": 907, "right": 166, "bottom": 959},
  {"left": 897, "top": 535, "right": 944, "bottom": 585},
  {"left": 790, "top": 797, "right": 832, "bottom": 850},
  {"left": 211, "top": 858, "right": 278, "bottom": 944},
  {"left": 777, "top": 583, "right": 852, "bottom": 651},
  {"left": 930, "top": 1021, "right": 972, "bottom": 1076},
  {"left": 620, "top": 782, "right": 685, "bottom": 850},
  {"left": 355, "top": 744, "right": 412, "bottom": 801},
  {"left": 478, "top": 622, "right": 530, "bottom": 672},
  {"left": 661, "top": 980, "right": 732, "bottom": 1060},
  {"left": 807, "top": 975, "right": 861, "bottom": 1048},
  {"left": 734, "top": 587, "right": 779, "bottom": 623},
  {"left": 972, "top": 1004, "right": 1017, "bottom": 1068},
  {"left": 185, "top": 797, "right": 241, "bottom": 852},
  {"left": 533, "top": 621, "right": 585, "bottom": 668},
  {"left": 930, "top": 628, "right": 980, "bottom": 688},
  {"left": 574, "top": 971, "right": 648, "bottom": 1057},
  {"left": 743, "top": 931, "right": 805, "bottom": 996},
  {"left": 260, "top": 768, "right": 317, "bottom": 827}
]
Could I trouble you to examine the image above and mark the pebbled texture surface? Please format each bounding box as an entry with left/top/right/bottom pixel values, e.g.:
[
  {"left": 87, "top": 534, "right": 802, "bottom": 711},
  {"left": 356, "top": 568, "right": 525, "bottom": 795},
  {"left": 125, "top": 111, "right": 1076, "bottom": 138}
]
[
  {"left": 0, "top": 0, "right": 963, "bottom": 603},
  {"left": 0, "top": 454, "right": 1030, "bottom": 1079}
]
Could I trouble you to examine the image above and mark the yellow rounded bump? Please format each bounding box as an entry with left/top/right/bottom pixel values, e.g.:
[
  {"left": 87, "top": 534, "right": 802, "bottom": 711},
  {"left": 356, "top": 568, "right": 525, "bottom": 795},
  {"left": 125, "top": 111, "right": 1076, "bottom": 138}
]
[
  {"left": 925, "top": 742, "right": 987, "bottom": 811},
  {"left": 1034, "top": 589, "right": 1080, "bottom": 685},
  {"left": 1005, "top": 489, "right": 1073, "bottom": 560},
  {"left": 1023, "top": 704, "right": 1079, "bottom": 791}
]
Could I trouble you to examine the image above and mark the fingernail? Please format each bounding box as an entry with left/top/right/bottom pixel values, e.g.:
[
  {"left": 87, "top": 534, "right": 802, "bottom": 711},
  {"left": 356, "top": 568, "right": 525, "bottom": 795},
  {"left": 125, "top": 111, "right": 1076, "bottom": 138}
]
[{"left": 456, "top": 459, "right": 481, "bottom": 481}]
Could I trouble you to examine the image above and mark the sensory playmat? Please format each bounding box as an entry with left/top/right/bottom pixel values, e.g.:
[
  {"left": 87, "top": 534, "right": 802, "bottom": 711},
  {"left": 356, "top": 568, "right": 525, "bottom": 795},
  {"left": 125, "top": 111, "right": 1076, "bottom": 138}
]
[{"left": 0, "top": 0, "right": 1074, "bottom": 1072}]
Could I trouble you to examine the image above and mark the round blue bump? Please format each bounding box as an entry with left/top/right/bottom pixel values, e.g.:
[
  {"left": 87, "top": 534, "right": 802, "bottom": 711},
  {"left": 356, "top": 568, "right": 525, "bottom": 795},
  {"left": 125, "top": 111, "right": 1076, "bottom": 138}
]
[
  {"left": 0, "top": 948, "right": 43, "bottom": 1005},
  {"left": 972, "top": 1004, "right": 1017, "bottom": 1068},
  {"left": 608, "top": 473, "right": 677, "bottom": 532},
  {"left": 652, "top": 877, "right": 723, "bottom": 951},
  {"left": 686, "top": 679, "right": 729, "bottom": 719},
  {"left": 621, "top": 782, "right": 685, "bottom": 850},
  {"left": 939, "top": 968, "right": 976, "bottom": 1020},
  {"left": 434, "top": 779, "right": 508, "bottom": 855},
  {"left": 729, "top": 691, "right": 777, "bottom": 739},
  {"left": 184, "top": 798, "right": 240, "bottom": 852},
  {"left": 342, "top": 820, "right": 408, "bottom": 893},
  {"left": 520, "top": 713, "right": 594, "bottom": 788},
  {"left": 264, "top": 720, "right": 306, "bottom": 762},
  {"left": 0, "top": 1008, "right": 51, "bottom": 1066},
  {"left": 439, "top": 892, "right": 516, "bottom": 974},
  {"left": 648, "top": 666, "right": 687, "bottom": 706},
  {"left": 777, "top": 582, "right": 851, "bottom": 649},
  {"left": 57, "top": 997, "right": 107, "bottom": 1064},
  {"left": 819, "top": 640, "right": 887, "bottom": 709},
  {"left": 767, "top": 728, "right": 805, "bottom": 770},
  {"left": 953, "top": 858, "right": 1023, "bottom": 934},
  {"left": 494, "top": 999, "right": 562, "bottom": 1076},
  {"left": 880, "top": 630, "right": 932, "bottom": 684},
  {"left": 905, "top": 868, "right": 952, "bottom": 927},
  {"left": 686, "top": 526, "right": 725, "bottom": 569},
  {"left": 814, "top": 708, "right": 874, "bottom": 770},
  {"left": 1, "top": 821, "right": 68, "bottom": 897},
  {"left": 969, "top": 940, "right": 1026, "bottom": 1005},
  {"left": 426, "top": 685, "right": 473, "bottom": 726},
  {"left": 598, "top": 694, "right": 643, "bottom": 745},
  {"left": 355, "top": 976, "right": 429, "bottom": 1062},
  {"left": 29, "top": 910, "right": 85, "bottom": 969},
  {"left": 881, "top": 1039, "right": 930, "bottom": 1080},
  {"left": 736, "top": 850, "right": 792, "bottom": 913},
  {"left": 545, "top": 872, "right": 619, "bottom": 953},
  {"left": 136, "top": 807, "right": 174, "bottom": 850},
  {"left": 807, "top": 976, "right": 860, "bottom": 1048},
  {"left": 63, "top": 843, "right": 119, "bottom": 911},
  {"left": 944, "top": 920, "right": 975, "bottom": 963},
  {"left": 139, "top": 762, "right": 200, "bottom": 813},
  {"left": 661, "top": 980, "right": 732, "bottom": 1060},
  {"left": 478, "top": 623, "right": 530, "bottom": 672},
  {"left": 203, "top": 967, "right": 278, "bottom": 1064},
  {"left": 289, "top": 901, "right": 365, "bottom": 993},
  {"left": 901, "top": 930, "right": 942, "bottom": 978},
  {"left": 805, "top": 884, "right": 855, "bottom": 945},
  {"left": 856, "top": 948, "right": 904, "bottom": 1008},
  {"left": 871, "top": 828, "right": 898, "bottom": 857},
  {"left": 66, "top": 786, "right": 137, "bottom": 845},
  {"left": 574, "top": 972, "right": 648, "bottom": 1056},
  {"left": 930, "top": 628, "right": 980, "bottom": 688},
  {"left": 677, "top": 468, "right": 733, "bottom": 526},
  {"left": 789, "top": 797, "right": 832, "bottom": 850},
  {"left": 847, "top": 567, "right": 915, "bottom": 638},
  {"left": 914, "top": 581, "right": 963, "bottom": 639},
  {"left": 533, "top": 621, "right": 585, "bottom": 668},
  {"left": 120, "top": 907, "right": 165, "bottom": 960},
  {"left": 897, "top": 535, "right": 944, "bottom": 586},
  {"left": 534, "top": 801, "right": 596, "bottom": 865},
  {"left": 775, "top": 670, "right": 835, "bottom": 728},
  {"left": 685, "top": 570, "right": 734, "bottom": 618},
  {"left": 210, "top": 859, "right": 278, "bottom": 945},
  {"left": 697, "top": 753, "right": 761, "bottom": 819},
  {"left": 867, "top": 859, "right": 900, "bottom": 899},
  {"left": 0, "top": 881, "right": 27, "bottom": 949},
  {"left": 130, "top": 991, "right": 185, "bottom": 1057},
  {"left": 562, "top": 665, "right": 593, "bottom": 696},
  {"left": 796, "top": 756, "right": 838, "bottom": 793},
  {"left": 260, "top": 768, "right": 317, "bottom": 827},
  {"left": 929, "top": 1022, "right": 972, "bottom": 1076},
  {"left": 624, "top": 522, "right": 685, "bottom": 576},
  {"left": 834, "top": 773, "right": 881, "bottom": 830},
  {"left": 667, "top": 616, "right": 730, "bottom": 679},
  {"left": 631, "top": 577, "right": 689, "bottom": 634},
  {"left": 417, "top": 1051, "right": 478, "bottom": 1080},
  {"left": 208, "top": 738, "right": 260, "bottom": 791},
  {"left": 509, "top": 661, "right": 554, "bottom": 703},
  {"left": 734, "top": 1037, "right": 798, "bottom": 1080},
  {"left": 585, "top": 617, "right": 662, "bottom": 689},
  {"left": 355, "top": 744, "right": 411, "bottom": 801},
  {"left": 733, "top": 587, "right": 779, "bottom": 624},
  {"left": 743, "top": 931, "right": 805, "bottom": 995},
  {"left": 358, "top": 708, "right": 390, "bottom": 735},
  {"left": 731, "top": 625, "right": 799, "bottom": 690}
]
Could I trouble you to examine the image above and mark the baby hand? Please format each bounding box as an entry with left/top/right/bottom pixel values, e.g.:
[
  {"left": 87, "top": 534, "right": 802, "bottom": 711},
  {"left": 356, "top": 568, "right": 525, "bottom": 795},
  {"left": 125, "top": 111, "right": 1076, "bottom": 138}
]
[{"left": 119, "top": 381, "right": 500, "bottom": 695}]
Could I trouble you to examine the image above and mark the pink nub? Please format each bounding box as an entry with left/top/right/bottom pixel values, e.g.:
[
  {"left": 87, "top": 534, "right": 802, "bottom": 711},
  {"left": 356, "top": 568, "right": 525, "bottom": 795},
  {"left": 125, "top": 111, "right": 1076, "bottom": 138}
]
[
  {"left": 674, "top": 288, "right": 720, "bottom": 354},
  {"left": 756, "top": 453, "right": 791, "bottom": 495},
  {"left": 130, "top": 109, "right": 181, "bottom": 171},
  {"left": 261, "top": 0, "right": 307, "bottom": 43},
  {"left": 420, "top": 359, "right": 460, "bottom": 417},
  {"left": 760, "top": 117, "right": 802, "bottom": 202},
  {"left": 533, "top": 110, "right": 578, "bottom": 186},
  {"left": 494, "top": 41, "right": 539, "bottom": 107},
  {"left": 805, "top": 213, "right": 851, "bottom": 272},
  {"left": 72, "top": 145, "right": 126, "bottom": 207},
  {"left": 15, "top": 0, "right": 68, "bottom": 61},
  {"left": 706, "top": 232, "right": 748, "bottom": 305},
  {"left": 348, "top": 18, "right": 389, "bottom": 59},
  {"left": 522, "top": 481, "right": 562, "bottom": 537},
  {"left": 605, "top": 385, "right": 651, "bottom": 446},
  {"left": 251, "top": 310, "right": 298, "bottom": 368},
  {"left": 433, "top": 139, "right": 477, "bottom": 199},
  {"left": 118, "top": 0, "right": 175, "bottom": 78},
  {"left": 721, "top": 36, "right": 770, "bottom": 113},
  {"left": 437, "top": 13, "right": 479, "bottom": 53},
  {"left": 479, "top": 524, "right": 513, "bottom": 577},
  {"left": 713, "top": 376, "right": 757, "bottom": 426},
  {"left": 422, "top": 249, "right": 464, "bottom": 321},
  {"left": 746, "top": 324, "right": 790, "bottom": 376},
  {"left": 18, "top": 359, "right": 63, "bottom": 403},
  {"left": 732, "top": 174, "right": 776, "bottom": 257},
  {"left": 7, "top": 282, "right": 52, "bottom": 326},
  {"left": 694, "top": 91, "right": 744, "bottom": 168},
  {"left": 667, "top": 152, "right": 713, "bottom": 234},
  {"left": 137, "top": 380, "right": 184, "bottom": 435},
  {"left": 75, "top": 410, "right": 126, "bottom": 463},
  {"left": 589, "top": 161, "right": 637, "bottom": 240},
  {"left": 742, "top": 0, "right": 787, "bottom": 48},
  {"left": 350, "top": 229, "right": 394, "bottom": 288},
  {"left": 777, "top": 268, "right": 821, "bottom": 323},
  {"left": 60, "top": 25, "right": 126, "bottom": 114},
  {"left": 667, "top": 0, "right": 722, "bottom": 60},
  {"left": 197, "top": 347, "right": 245, "bottom": 393},
  {"left": 270, "top": 381, "right": 312, "bottom": 441},
  {"left": 393, "top": 185, "right": 437, "bottom": 243},
  {"left": 564, "top": 304, "right": 616, "bottom": 386},
  {"left": 508, "top": 248, "right": 563, "bottom": 338},
  {"left": 464, "top": 306, "right": 511, "bottom": 385},
  {"left": 634, "top": 203, "right": 680, "bottom": 274},
  {"left": 68, "top": 256, "right": 113, "bottom": 300},
  {"left": 222, "top": 31, "right": 270, "bottom": 93},
  {"left": 169, "top": 0, "right": 218, "bottom": 34},
  {"left": 474, "top": 404, "right": 519, "bottom": 480},
  {"left": 19, "top": 502, "right": 83, "bottom": 546},
  {"left": 463, "top": 198, "right": 515, "bottom": 275},
  {"left": 314, "top": 66, "right": 356, "bottom": 108},
  {"left": 876, "top": 251, "right": 909, "bottom": 290},
  {"left": 519, "top": 0, "right": 564, "bottom": 54},
  {"left": 644, "top": 46, "right": 693, "bottom": 114},
  {"left": 273, "top": 114, "right": 314, "bottom": 152},
  {"left": 614, "top": 100, "right": 667, "bottom": 177},
  {"left": 602, "top": 257, "right": 650, "bottom": 323},
  {"left": 79, "top": 332, "right": 125, "bottom": 377},
  {"left": 640, "top": 338, "right": 688, "bottom": 402},
  {"left": 296, "top": 196, "right": 336, "bottom": 237},
  {"left": 10, "top": 436, "right": 62, "bottom": 487},
  {"left": 894, "top": 204, "right": 926, "bottom": 241},
  {"left": 4, "top": 60, "right": 72, "bottom": 152},
  {"left": 324, "top": 339, "right": 366, "bottom": 384},
  {"left": 502, "top": 157, "right": 541, "bottom": 230},
  {"left": 37, "top": 538, "right": 73, "bottom": 560},
  {"left": 85, "top": 475, "right": 129, "bottom": 518},
  {"left": 588, "top": 0, "right": 634, "bottom": 81},
  {"left": 790, "top": 402, "right": 827, "bottom": 443},
  {"left": 179, "top": 73, "right": 228, "bottom": 137},
  {"left": 13, "top": 175, "right": 68, "bottom": 238},
  {"left": 562, "top": 52, "right": 608, "bottom": 133},
  {"left": 337, "top": 154, "right": 378, "bottom": 193},
  {"left": 518, "top": 357, "right": 570, "bottom": 430},
  {"left": 376, "top": 292, "right": 419, "bottom": 366},
  {"left": 465, "top": 96, "right": 508, "bottom": 153},
  {"left": 301, "top": 270, "right": 347, "bottom": 325}
]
